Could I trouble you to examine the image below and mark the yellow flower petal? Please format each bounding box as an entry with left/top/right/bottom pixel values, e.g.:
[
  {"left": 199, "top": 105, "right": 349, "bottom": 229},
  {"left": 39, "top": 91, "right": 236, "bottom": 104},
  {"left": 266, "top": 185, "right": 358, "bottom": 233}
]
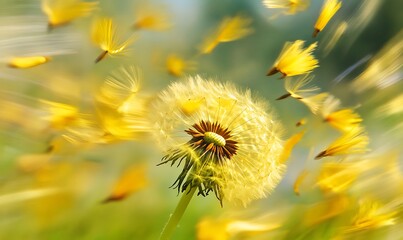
[
  {"left": 8, "top": 56, "right": 50, "bottom": 68},
  {"left": 267, "top": 40, "right": 319, "bottom": 77},
  {"left": 200, "top": 15, "right": 253, "bottom": 54},
  {"left": 313, "top": 0, "right": 342, "bottom": 37},
  {"left": 42, "top": 0, "right": 98, "bottom": 27},
  {"left": 103, "top": 164, "right": 148, "bottom": 202},
  {"left": 279, "top": 131, "right": 305, "bottom": 163},
  {"left": 315, "top": 127, "right": 369, "bottom": 159},
  {"left": 263, "top": 0, "right": 310, "bottom": 15}
]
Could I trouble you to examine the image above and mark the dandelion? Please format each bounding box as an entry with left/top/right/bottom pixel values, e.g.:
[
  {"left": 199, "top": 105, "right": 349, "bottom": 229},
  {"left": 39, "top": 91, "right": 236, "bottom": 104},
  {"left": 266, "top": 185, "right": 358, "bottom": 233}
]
[
  {"left": 42, "top": 0, "right": 98, "bottom": 29},
  {"left": 166, "top": 54, "right": 196, "bottom": 77},
  {"left": 267, "top": 40, "right": 318, "bottom": 78},
  {"left": 152, "top": 76, "right": 285, "bottom": 239},
  {"left": 262, "top": 0, "right": 310, "bottom": 15},
  {"left": 313, "top": 0, "right": 342, "bottom": 37},
  {"left": 7, "top": 56, "right": 50, "bottom": 68},
  {"left": 315, "top": 127, "right": 369, "bottom": 159},
  {"left": 276, "top": 75, "right": 319, "bottom": 100},
  {"left": 133, "top": 4, "right": 171, "bottom": 31},
  {"left": 92, "top": 18, "right": 136, "bottom": 63},
  {"left": 200, "top": 15, "right": 253, "bottom": 54}
]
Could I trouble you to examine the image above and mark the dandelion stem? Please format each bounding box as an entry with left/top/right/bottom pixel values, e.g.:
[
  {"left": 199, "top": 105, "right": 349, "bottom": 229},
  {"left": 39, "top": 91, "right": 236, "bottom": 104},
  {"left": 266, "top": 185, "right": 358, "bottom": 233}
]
[{"left": 159, "top": 187, "right": 196, "bottom": 240}]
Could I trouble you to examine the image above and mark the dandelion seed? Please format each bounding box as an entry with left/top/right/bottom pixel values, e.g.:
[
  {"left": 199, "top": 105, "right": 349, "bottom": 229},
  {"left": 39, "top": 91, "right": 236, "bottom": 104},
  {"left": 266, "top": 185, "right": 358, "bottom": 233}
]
[
  {"left": 166, "top": 54, "right": 196, "bottom": 77},
  {"left": 97, "top": 66, "right": 142, "bottom": 113},
  {"left": 262, "top": 0, "right": 310, "bottom": 15},
  {"left": 315, "top": 127, "right": 369, "bottom": 159},
  {"left": 103, "top": 164, "right": 148, "bottom": 203},
  {"left": 92, "top": 18, "right": 136, "bottom": 63},
  {"left": 200, "top": 15, "right": 253, "bottom": 54},
  {"left": 152, "top": 76, "right": 285, "bottom": 206},
  {"left": 276, "top": 75, "right": 319, "bottom": 100},
  {"left": 7, "top": 56, "right": 50, "bottom": 68},
  {"left": 345, "top": 198, "right": 398, "bottom": 233},
  {"left": 267, "top": 40, "right": 318, "bottom": 78},
  {"left": 42, "top": 0, "right": 98, "bottom": 28},
  {"left": 133, "top": 4, "right": 171, "bottom": 31},
  {"left": 299, "top": 92, "right": 329, "bottom": 115},
  {"left": 295, "top": 118, "right": 307, "bottom": 127},
  {"left": 313, "top": 0, "right": 342, "bottom": 37}
]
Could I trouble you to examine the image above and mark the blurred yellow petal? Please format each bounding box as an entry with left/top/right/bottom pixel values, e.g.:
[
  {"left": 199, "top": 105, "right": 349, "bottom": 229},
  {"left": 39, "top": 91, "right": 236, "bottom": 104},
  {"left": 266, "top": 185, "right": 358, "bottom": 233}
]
[
  {"left": 317, "top": 162, "right": 360, "bottom": 193},
  {"left": 315, "top": 127, "right": 369, "bottom": 159},
  {"left": 133, "top": 4, "right": 171, "bottom": 31},
  {"left": 313, "top": 0, "right": 342, "bottom": 37},
  {"left": 166, "top": 54, "right": 196, "bottom": 77},
  {"left": 103, "top": 164, "right": 148, "bottom": 202},
  {"left": 279, "top": 131, "right": 305, "bottom": 163},
  {"left": 376, "top": 94, "right": 403, "bottom": 116},
  {"left": 7, "top": 56, "right": 50, "bottom": 68},
  {"left": 352, "top": 31, "right": 403, "bottom": 92},
  {"left": 40, "top": 100, "right": 79, "bottom": 130},
  {"left": 325, "top": 108, "right": 363, "bottom": 133},
  {"left": 263, "top": 0, "right": 310, "bottom": 15},
  {"left": 267, "top": 40, "right": 319, "bottom": 77},
  {"left": 42, "top": 0, "right": 98, "bottom": 27},
  {"left": 200, "top": 15, "right": 253, "bottom": 54},
  {"left": 345, "top": 198, "right": 398, "bottom": 233},
  {"left": 304, "top": 194, "right": 350, "bottom": 226},
  {"left": 293, "top": 170, "right": 308, "bottom": 195}
]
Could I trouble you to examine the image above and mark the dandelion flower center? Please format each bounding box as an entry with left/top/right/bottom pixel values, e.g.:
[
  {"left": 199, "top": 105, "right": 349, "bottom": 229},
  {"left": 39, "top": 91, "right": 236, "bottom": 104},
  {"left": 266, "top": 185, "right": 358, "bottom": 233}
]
[
  {"left": 185, "top": 120, "right": 238, "bottom": 163},
  {"left": 204, "top": 132, "right": 226, "bottom": 147}
]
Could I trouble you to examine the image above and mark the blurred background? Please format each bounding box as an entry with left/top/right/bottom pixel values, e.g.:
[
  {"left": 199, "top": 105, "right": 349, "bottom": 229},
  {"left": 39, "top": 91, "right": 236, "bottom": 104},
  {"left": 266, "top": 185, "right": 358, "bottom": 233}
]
[{"left": 0, "top": 0, "right": 402, "bottom": 239}]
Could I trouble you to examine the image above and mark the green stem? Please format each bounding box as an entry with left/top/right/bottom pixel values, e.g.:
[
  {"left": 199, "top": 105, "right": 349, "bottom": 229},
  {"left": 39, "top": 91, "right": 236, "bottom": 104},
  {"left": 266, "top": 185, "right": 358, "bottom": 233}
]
[{"left": 159, "top": 187, "right": 197, "bottom": 240}]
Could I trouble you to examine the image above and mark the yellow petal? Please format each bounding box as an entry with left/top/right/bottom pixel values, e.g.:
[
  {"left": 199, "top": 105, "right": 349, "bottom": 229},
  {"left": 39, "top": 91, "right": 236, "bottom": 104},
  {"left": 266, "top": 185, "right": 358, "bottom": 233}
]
[
  {"left": 200, "top": 15, "right": 253, "bottom": 54},
  {"left": 8, "top": 56, "right": 50, "bottom": 68},
  {"left": 279, "top": 131, "right": 305, "bottom": 163},
  {"left": 103, "top": 164, "right": 148, "bottom": 202},
  {"left": 313, "top": 0, "right": 342, "bottom": 37},
  {"left": 42, "top": 0, "right": 98, "bottom": 27}
]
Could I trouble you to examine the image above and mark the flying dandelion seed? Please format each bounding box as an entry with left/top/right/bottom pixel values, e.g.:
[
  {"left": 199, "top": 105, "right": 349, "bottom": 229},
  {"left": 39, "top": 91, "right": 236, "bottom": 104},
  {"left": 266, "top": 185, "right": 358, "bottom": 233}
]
[
  {"left": 152, "top": 76, "right": 285, "bottom": 206},
  {"left": 313, "top": 0, "right": 342, "bottom": 37},
  {"left": 92, "top": 18, "right": 136, "bottom": 63},
  {"left": 133, "top": 4, "right": 171, "bottom": 31},
  {"left": 166, "top": 54, "right": 196, "bottom": 77},
  {"left": 7, "top": 56, "right": 50, "bottom": 68},
  {"left": 262, "top": 0, "right": 310, "bottom": 15},
  {"left": 276, "top": 74, "right": 320, "bottom": 100},
  {"left": 42, "top": 0, "right": 98, "bottom": 29},
  {"left": 200, "top": 15, "right": 253, "bottom": 54},
  {"left": 315, "top": 126, "right": 369, "bottom": 159},
  {"left": 267, "top": 40, "right": 318, "bottom": 78}
]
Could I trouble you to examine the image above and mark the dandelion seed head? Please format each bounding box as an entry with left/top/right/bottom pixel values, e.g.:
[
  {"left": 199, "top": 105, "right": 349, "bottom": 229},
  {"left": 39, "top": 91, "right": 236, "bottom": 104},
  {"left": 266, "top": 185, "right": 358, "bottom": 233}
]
[{"left": 151, "top": 76, "right": 285, "bottom": 206}]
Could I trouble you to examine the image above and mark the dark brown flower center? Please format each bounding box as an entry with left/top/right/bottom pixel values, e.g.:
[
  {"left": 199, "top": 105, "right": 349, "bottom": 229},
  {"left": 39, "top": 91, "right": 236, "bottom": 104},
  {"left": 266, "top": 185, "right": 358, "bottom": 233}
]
[{"left": 185, "top": 120, "right": 238, "bottom": 164}]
